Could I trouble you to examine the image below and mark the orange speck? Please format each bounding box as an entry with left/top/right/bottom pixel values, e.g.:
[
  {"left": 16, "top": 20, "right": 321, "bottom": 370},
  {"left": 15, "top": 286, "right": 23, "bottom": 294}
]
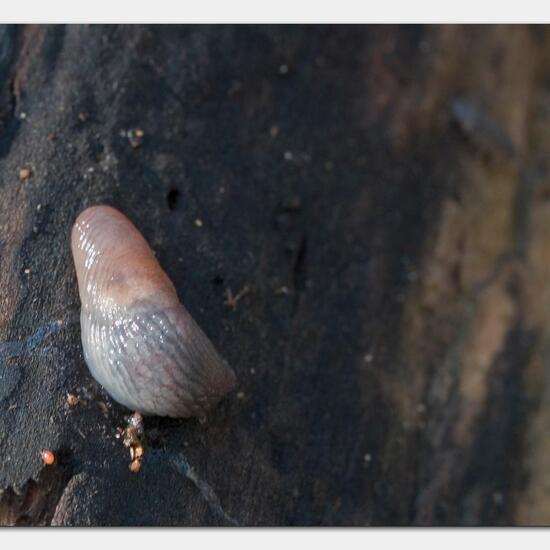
[
  {"left": 129, "top": 458, "right": 142, "bottom": 473},
  {"left": 41, "top": 449, "right": 56, "bottom": 465},
  {"left": 19, "top": 168, "right": 31, "bottom": 181}
]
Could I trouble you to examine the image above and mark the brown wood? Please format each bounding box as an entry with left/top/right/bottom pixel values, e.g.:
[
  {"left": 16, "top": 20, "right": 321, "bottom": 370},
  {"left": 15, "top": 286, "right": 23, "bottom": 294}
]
[{"left": 0, "top": 24, "right": 549, "bottom": 526}]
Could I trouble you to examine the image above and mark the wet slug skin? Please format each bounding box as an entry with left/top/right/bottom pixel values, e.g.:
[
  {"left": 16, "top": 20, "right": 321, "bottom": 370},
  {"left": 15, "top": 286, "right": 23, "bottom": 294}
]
[{"left": 71, "top": 205, "right": 236, "bottom": 418}]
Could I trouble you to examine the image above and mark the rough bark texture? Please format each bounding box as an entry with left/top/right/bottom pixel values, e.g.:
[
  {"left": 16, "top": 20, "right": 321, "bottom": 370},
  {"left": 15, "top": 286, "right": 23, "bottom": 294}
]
[{"left": 0, "top": 24, "right": 549, "bottom": 526}]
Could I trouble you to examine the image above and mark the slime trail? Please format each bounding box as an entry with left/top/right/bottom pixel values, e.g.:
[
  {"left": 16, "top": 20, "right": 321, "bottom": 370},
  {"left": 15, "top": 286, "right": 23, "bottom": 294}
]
[
  {"left": 0, "top": 320, "right": 64, "bottom": 364},
  {"left": 170, "top": 452, "right": 239, "bottom": 526}
]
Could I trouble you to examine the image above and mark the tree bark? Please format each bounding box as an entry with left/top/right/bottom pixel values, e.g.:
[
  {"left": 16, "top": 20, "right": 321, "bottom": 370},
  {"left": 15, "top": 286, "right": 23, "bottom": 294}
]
[{"left": 0, "top": 24, "right": 549, "bottom": 525}]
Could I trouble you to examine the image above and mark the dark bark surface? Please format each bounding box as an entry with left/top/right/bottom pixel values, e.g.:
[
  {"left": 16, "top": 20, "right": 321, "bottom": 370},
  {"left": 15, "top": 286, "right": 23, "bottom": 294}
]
[{"left": 0, "top": 24, "right": 549, "bottom": 526}]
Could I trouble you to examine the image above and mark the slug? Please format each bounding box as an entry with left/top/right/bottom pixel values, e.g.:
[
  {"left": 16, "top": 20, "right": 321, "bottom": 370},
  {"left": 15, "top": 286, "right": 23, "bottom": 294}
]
[{"left": 71, "top": 205, "right": 236, "bottom": 418}]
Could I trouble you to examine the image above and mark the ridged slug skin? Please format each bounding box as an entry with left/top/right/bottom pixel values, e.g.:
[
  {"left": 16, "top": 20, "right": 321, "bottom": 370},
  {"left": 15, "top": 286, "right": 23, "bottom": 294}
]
[{"left": 71, "top": 205, "right": 236, "bottom": 418}]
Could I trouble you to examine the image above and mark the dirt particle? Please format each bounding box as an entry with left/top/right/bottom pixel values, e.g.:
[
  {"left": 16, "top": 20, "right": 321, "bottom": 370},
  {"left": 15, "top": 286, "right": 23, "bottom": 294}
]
[
  {"left": 127, "top": 128, "right": 145, "bottom": 148},
  {"left": 66, "top": 393, "right": 80, "bottom": 408},
  {"left": 121, "top": 412, "right": 145, "bottom": 473},
  {"left": 97, "top": 401, "right": 109, "bottom": 416},
  {"left": 19, "top": 168, "right": 31, "bottom": 181},
  {"left": 275, "top": 285, "right": 290, "bottom": 295},
  {"left": 194, "top": 218, "right": 203, "bottom": 227},
  {"left": 129, "top": 459, "right": 142, "bottom": 473}
]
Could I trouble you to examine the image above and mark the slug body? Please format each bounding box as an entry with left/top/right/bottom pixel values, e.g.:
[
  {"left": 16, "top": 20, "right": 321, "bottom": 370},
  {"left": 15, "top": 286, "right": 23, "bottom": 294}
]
[{"left": 71, "top": 206, "right": 236, "bottom": 418}]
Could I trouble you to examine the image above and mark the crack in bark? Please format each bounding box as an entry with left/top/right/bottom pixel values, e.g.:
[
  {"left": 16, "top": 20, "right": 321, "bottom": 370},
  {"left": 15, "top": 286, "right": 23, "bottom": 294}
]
[{"left": 170, "top": 452, "right": 239, "bottom": 526}]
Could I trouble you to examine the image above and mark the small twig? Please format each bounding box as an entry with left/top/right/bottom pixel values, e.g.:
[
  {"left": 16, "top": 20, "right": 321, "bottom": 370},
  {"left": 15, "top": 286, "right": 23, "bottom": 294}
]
[{"left": 224, "top": 285, "right": 250, "bottom": 310}]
